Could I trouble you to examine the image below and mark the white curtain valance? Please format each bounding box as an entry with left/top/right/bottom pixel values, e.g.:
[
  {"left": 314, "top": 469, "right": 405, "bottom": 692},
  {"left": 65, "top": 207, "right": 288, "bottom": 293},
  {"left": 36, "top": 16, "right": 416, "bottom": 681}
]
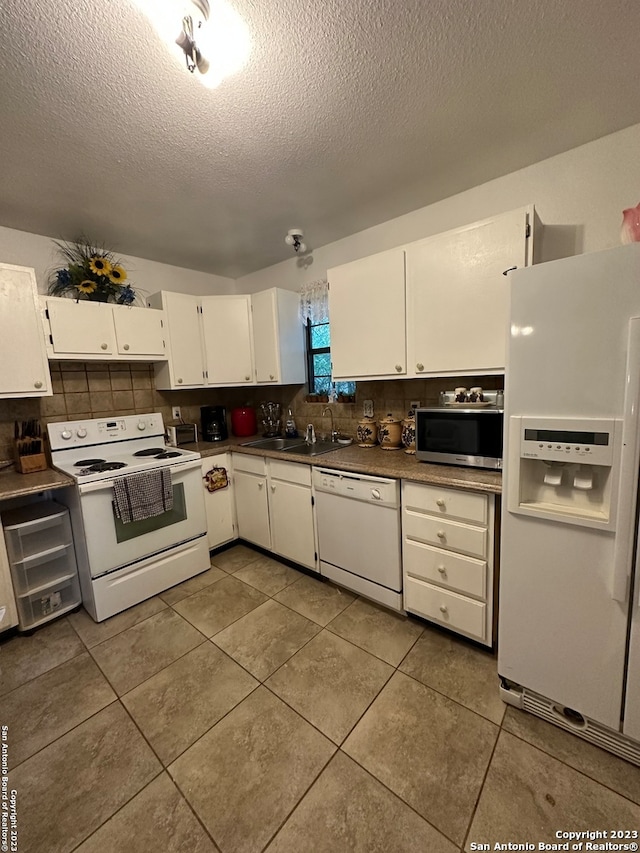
[{"left": 299, "top": 279, "right": 329, "bottom": 326}]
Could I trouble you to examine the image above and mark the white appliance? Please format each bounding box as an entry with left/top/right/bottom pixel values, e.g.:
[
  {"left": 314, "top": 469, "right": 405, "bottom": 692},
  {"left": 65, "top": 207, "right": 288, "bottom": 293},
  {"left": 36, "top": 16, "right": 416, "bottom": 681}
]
[
  {"left": 499, "top": 242, "right": 640, "bottom": 764},
  {"left": 48, "top": 413, "right": 209, "bottom": 622},
  {"left": 313, "top": 468, "right": 402, "bottom": 610}
]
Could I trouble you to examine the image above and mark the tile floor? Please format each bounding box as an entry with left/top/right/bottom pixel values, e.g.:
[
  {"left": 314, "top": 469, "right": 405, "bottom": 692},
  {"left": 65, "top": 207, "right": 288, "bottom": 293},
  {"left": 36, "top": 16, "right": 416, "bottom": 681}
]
[{"left": 1, "top": 543, "right": 640, "bottom": 852}]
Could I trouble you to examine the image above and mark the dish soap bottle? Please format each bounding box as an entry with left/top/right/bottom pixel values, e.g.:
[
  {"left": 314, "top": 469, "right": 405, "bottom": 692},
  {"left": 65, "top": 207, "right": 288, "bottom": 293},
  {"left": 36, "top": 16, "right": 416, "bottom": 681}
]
[{"left": 285, "top": 408, "right": 298, "bottom": 438}]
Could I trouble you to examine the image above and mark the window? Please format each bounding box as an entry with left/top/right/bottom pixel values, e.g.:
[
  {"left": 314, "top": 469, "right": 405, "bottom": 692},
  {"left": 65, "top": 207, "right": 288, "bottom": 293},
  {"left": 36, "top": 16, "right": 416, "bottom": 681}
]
[{"left": 306, "top": 319, "right": 356, "bottom": 398}]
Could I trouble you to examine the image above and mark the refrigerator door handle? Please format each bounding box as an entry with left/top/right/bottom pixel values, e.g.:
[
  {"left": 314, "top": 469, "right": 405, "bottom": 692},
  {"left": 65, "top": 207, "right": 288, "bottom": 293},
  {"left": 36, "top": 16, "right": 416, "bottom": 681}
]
[{"left": 612, "top": 317, "right": 640, "bottom": 602}]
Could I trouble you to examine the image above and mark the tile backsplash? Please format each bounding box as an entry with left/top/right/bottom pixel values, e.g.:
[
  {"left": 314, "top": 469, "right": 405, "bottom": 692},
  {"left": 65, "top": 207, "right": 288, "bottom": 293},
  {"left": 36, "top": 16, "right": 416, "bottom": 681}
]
[{"left": 0, "top": 363, "right": 503, "bottom": 462}]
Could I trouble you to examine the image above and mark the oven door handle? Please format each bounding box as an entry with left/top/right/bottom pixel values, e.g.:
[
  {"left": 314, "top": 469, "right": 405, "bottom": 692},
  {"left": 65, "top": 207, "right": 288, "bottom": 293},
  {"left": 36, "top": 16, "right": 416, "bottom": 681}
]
[{"left": 78, "top": 458, "right": 203, "bottom": 494}]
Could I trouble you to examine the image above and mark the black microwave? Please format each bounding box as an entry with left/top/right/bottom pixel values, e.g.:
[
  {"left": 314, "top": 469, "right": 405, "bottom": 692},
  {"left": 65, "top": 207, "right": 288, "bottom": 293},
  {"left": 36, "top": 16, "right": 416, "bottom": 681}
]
[{"left": 415, "top": 407, "right": 503, "bottom": 469}]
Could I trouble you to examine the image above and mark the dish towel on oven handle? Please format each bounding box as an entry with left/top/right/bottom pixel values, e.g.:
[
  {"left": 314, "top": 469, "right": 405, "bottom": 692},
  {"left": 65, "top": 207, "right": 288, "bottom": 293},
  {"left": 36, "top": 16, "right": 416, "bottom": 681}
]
[{"left": 112, "top": 469, "right": 174, "bottom": 524}]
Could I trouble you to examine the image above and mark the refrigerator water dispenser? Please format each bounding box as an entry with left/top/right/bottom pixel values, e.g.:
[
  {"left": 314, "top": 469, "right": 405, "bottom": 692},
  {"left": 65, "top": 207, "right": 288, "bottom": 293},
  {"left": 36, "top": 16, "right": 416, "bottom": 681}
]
[{"left": 507, "top": 416, "right": 622, "bottom": 530}]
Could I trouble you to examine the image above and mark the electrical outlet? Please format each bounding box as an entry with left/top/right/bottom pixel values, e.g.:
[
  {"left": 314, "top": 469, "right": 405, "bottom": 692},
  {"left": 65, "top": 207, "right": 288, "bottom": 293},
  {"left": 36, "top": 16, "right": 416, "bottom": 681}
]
[
  {"left": 410, "top": 400, "right": 421, "bottom": 410},
  {"left": 363, "top": 399, "right": 374, "bottom": 418},
  {"left": 172, "top": 406, "right": 182, "bottom": 421}
]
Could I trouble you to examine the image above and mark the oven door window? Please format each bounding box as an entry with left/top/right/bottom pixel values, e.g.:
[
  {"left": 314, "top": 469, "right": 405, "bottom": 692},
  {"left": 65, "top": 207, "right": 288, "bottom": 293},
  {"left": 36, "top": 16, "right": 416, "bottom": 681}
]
[{"left": 112, "top": 483, "right": 187, "bottom": 543}]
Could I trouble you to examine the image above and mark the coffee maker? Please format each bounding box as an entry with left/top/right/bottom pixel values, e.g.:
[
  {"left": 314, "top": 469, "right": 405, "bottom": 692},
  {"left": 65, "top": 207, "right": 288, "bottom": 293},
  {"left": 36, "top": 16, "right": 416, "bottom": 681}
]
[{"left": 201, "top": 406, "right": 228, "bottom": 442}]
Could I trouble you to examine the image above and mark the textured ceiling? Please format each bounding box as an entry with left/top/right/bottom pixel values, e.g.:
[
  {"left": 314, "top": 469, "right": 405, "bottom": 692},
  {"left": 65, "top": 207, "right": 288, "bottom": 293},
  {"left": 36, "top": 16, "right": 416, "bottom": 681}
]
[{"left": 1, "top": 0, "right": 640, "bottom": 277}]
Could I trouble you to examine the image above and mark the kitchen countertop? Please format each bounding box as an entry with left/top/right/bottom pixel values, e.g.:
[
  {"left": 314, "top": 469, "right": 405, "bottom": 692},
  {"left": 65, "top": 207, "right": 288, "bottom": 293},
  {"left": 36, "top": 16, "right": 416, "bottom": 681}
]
[
  {"left": 0, "top": 466, "right": 75, "bottom": 501},
  {"left": 187, "top": 436, "right": 502, "bottom": 494}
]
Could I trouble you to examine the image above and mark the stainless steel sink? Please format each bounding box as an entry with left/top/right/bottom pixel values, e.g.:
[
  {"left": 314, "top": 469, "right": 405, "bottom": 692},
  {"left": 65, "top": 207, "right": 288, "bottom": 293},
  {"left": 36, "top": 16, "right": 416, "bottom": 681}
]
[
  {"left": 282, "top": 441, "right": 341, "bottom": 456},
  {"left": 240, "top": 436, "right": 344, "bottom": 456},
  {"left": 240, "top": 437, "right": 307, "bottom": 450}
]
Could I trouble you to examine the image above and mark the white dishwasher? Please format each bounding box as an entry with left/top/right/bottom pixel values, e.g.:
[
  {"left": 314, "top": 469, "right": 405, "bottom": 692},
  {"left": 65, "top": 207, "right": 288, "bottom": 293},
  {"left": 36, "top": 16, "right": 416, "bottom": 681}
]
[{"left": 313, "top": 468, "right": 402, "bottom": 610}]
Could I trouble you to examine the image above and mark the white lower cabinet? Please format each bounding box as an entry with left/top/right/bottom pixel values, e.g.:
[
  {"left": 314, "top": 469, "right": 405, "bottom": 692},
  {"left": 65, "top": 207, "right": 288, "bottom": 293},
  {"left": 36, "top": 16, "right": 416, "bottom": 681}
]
[
  {"left": 232, "top": 455, "right": 271, "bottom": 550},
  {"left": 201, "top": 454, "right": 236, "bottom": 551},
  {"left": 402, "top": 481, "right": 497, "bottom": 646},
  {"left": 267, "top": 459, "right": 317, "bottom": 571}
]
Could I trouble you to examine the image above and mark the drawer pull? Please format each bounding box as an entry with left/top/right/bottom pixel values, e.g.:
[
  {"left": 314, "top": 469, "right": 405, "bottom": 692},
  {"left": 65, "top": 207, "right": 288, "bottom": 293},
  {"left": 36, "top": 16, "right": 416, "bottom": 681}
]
[
  {"left": 436, "top": 499, "right": 445, "bottom": 508},
  {"left": 437, "top": 565, "right": 447, "bottom": 574},
  {"left": 439, "top": 605, "right": 448, "bottom": 615},
  {"left": 437, "top": 530, "right": 446, "bottom": 539}
]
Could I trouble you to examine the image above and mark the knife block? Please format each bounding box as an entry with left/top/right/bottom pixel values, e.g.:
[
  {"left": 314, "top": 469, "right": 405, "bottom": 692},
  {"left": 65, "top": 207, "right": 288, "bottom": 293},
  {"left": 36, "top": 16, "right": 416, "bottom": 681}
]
[{"left": 13, "top": 442, "right": 48, "bottom": 474}]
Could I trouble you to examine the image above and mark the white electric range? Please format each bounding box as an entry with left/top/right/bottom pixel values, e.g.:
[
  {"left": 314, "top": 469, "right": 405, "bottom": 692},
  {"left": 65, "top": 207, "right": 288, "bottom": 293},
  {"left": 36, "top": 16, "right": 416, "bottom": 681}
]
[{"left": 48, "top": 413, "right": 209, "bottom": 622}]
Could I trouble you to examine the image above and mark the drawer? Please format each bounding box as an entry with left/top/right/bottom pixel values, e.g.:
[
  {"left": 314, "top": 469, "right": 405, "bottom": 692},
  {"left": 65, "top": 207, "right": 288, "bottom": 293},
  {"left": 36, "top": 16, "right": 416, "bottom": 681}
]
[
  {"left": 404, "top": 576, "right": 487, "bottom": 643},
  {"left": 403, "top": 511, "right": 487, "bottom": 559},
  {"left": 403, "top": 539, "right": 487, "bottom": 599},
  {"left": 2, "top": 501, "right": 71, "bottom": 563},
  {"left": 403, "top": 482, "right": 487, "bottom": 525},
  {"left": 17, "top": 574, "right": 81, "bottom": 630},
  {"left": 232, "top": 453, "right": 267, "bottom": 476},
  {"left": 268, "top": 458, "right": 312, "bottom": 486}
]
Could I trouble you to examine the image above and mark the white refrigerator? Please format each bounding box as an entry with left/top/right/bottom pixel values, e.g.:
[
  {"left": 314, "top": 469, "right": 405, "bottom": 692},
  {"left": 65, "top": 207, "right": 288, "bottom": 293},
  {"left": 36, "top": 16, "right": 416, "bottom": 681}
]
[{"left": 499, "top": 241, "right": 640, "bottom": 763}]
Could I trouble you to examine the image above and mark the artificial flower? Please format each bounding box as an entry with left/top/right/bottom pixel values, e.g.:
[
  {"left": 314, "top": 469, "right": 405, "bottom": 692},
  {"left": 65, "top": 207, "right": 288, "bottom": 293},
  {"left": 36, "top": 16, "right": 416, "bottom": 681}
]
[
  {"left": 89, "top": 256, "right": 112, "bottom": 276},
  {"left": 116, "top": 285, "right": 136, "bottom": 305},
  {"left": 56, "top": 268, "right": 71, "bottom": 285},
  {"left": 77, "top": 279, "right": 97, "bottom": 294},
  {"left": 108, "top": 265, "right": 127, "bottom": 284}
]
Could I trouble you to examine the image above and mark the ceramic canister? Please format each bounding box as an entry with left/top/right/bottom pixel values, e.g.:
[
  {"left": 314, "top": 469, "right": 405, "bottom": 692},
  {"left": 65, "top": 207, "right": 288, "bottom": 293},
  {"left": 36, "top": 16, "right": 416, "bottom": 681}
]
[
  {"left": 378, "top": 413, "right": 402, "bottom": 450},
  {"left": 356, "top": 417, "right": 378, "bottom": 447},
  {"left": 402, "top": 411, "right": 416, "bottom": 454}
]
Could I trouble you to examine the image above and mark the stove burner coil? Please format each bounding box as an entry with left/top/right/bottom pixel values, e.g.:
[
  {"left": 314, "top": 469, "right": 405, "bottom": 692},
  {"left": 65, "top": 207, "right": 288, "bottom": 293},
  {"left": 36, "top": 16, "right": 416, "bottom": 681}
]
[
  {"left": 74, "top": 459, "right": 106, "bottom": 466},
  {"left": 133, "top": 448, "right": 167, "bottom": 457},
  {"left": 88, "top": 462, "right": 127, "bottom": 472},
  {"left": 155, "top": 451, "right": 181, "bottom": 459}
]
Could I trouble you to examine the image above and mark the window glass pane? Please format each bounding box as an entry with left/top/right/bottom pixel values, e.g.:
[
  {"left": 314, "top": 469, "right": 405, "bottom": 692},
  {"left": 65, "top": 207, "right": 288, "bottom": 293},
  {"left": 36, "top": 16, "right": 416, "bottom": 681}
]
[
  {"left": 310, "top": 323, "right": 330, "bottom": 349},
  {"left": 336, "top": 381, "right": 356, "bottom": 396},
  {"left": 313, "top": 353, "right": 331, "bottom": 376},
  {"left": 314, "top": 375, "right": 331, "bottom": 394}
]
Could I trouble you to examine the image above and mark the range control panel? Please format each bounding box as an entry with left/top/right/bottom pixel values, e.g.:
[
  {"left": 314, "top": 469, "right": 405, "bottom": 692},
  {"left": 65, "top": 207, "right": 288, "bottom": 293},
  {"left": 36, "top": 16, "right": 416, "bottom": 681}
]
[
  {"left": 48, "top": 413, "right": 165, "bottom": 449},
  {"left": 519, "top": 416, "right": 618, "bottom": 466}
]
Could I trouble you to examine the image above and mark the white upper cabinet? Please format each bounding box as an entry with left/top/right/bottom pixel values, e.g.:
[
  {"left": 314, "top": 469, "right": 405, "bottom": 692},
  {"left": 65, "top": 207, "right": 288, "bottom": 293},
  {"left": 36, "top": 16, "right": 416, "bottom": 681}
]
[
  {"left": 328, "top": 248, "right": 407, "bottom": 380},
  {"left": 112, "top": 303, "right": 165, "bottom": 358},
  {"left": 153, "top": 287, "right": 306, "bottom": 390},
  {"left": 0, "top": 264, "right": 51, "bottom": 398},
  {"left": 327, "top": 206, "right": 538, "bottom": 380},
  {"left": 46, "top": 298, "right": 117, "bottom": 356},
  {"left": 406, "top": 206, "right": 535, "bottom": 377},
  {"left": 43, "top": 296, "right": 167, "bottom": 362},
  {"left": 251, "top": 288, "right": 305, "bottom": 385},
  {"left": 149, "top": 291, "right": 204, "bottom": 387},
  {"left": 201, "top": 295, "right": 254, "bottom": 385}
]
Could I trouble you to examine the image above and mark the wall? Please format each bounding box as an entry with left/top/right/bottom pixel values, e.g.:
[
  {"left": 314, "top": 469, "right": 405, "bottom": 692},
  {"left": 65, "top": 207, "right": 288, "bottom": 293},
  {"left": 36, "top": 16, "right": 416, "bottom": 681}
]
[
  {"left": 0, "top": 225, "right": 235, "bottom": 298},
  {"left": 236, "top": 123, "right": 640, "bottom": 294}
]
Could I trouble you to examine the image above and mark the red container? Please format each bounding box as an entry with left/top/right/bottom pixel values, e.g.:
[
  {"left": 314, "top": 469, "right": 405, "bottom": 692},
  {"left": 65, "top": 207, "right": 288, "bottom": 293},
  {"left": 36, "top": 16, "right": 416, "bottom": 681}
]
[{"left": 231, "top": 407, "right": 257, "bottom": 437}]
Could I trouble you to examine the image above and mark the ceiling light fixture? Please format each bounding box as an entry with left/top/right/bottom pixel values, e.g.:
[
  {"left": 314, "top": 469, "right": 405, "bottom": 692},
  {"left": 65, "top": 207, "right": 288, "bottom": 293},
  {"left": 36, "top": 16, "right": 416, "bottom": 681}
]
[
  {"left": 285, "top": 229, "right": 307, "bottom": 253},
  {"left": 132, "top": 0, "right": 251, "bottom": 88}
]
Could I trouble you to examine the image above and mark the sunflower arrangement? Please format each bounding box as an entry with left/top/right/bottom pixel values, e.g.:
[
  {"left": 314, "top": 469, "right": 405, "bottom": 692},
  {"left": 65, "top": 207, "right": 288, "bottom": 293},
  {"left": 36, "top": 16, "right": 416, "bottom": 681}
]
[{"left": 48, "top": 238, "right": 138, "bottom": 305}]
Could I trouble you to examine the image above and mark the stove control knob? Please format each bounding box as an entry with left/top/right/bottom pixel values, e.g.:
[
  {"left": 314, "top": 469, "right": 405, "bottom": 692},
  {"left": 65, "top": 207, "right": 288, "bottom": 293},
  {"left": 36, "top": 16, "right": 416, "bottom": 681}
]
[
  {"left": 137, "top": 421, "right": 146, "bottom": 431},
  {"left": 61, "top": 429, "right": 72, "bottom": 440},
  {"left": 76, "top": 427, "right": 87, "bottom": 438}
]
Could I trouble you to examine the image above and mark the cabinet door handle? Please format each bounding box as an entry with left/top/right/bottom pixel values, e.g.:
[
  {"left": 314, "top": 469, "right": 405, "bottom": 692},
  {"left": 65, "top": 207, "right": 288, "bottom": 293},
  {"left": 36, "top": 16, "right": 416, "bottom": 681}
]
[
  {"left": 123, "top": 343, "right": 130, "bottom": 351},
  {"left": 437, "top": 565, "right": 446, "bottom": 574},
  {"left": 271, "top": 484, "right": 276, "bottom": 492},
  {"left": 437, "top": 530, "right": 446, "bottom": 539},
  {"left": 258, "top": 482, "right": 264, "bottom": 490},
  {"left": 101, "top": 343, "right": 108, "bottom": 350},
  {"left": 416, "top": 363, "right": 424, "bottom": 372},
  {"left": 395, "top": 364, "right": 403, "bottom": 372},
  {"left": 245, "top": 375, "right": 250, "bottom": 381},
  {"left": 436, "top": 499, "right": 445, "bottom": 508},
  {"left": 269, "top": 374, "right": 275, "bottom": 380},
  {"left": 34, "top": 380, "right": 43, "bottom": 389},
  {"left": 177, "top": 378, "right": 183, "bottom": 384},
  {"left": 439, "top": 604, "right": 448, "bottom": 615}
]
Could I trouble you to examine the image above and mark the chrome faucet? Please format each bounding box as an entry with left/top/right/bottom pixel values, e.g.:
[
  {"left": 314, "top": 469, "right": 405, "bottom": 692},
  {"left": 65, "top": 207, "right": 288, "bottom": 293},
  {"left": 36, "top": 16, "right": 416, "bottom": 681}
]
[{"left": 321, "top": 406, "right": 337, "bottom": 442}]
